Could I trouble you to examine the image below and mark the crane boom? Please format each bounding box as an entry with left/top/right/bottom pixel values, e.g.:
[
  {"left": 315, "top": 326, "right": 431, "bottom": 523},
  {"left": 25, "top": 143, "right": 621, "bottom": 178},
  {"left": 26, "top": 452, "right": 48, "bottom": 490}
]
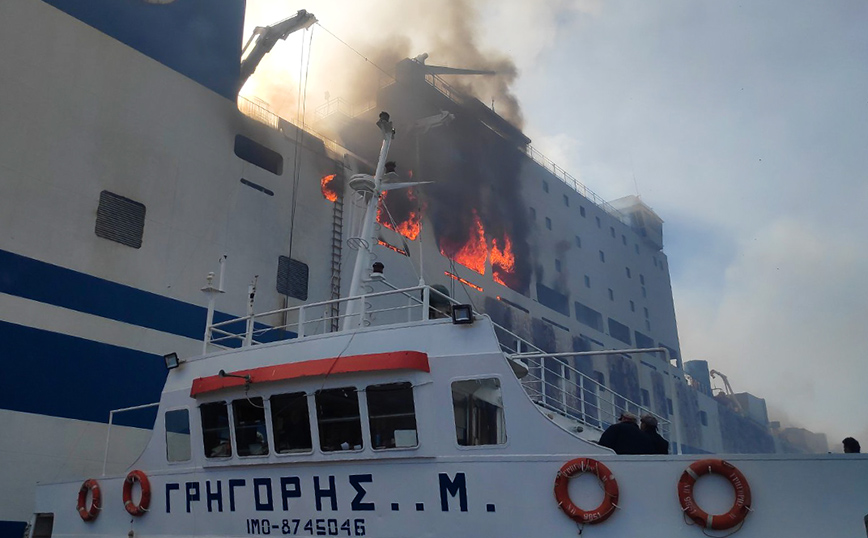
[{"left": 238, "top": 10, "right": 317, "bottom": 93}]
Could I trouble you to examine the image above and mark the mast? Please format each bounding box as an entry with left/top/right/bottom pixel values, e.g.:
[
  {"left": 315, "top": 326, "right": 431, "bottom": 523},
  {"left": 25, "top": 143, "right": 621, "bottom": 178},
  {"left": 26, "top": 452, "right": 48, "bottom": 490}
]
[{"left": 342, "top": 112, "right": 395, "bottom": 330}]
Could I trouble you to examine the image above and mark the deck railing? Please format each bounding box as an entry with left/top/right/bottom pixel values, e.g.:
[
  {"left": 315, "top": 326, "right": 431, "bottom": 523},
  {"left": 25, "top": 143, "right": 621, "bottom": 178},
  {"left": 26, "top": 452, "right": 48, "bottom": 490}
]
[{"left": 205, "top": 283, "right": 670, "bottom": 441}]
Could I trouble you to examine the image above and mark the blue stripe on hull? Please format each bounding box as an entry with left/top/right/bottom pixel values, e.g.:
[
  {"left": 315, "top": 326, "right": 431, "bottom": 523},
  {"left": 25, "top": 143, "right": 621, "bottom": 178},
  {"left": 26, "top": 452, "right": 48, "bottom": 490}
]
[
  {"left": 0, "top": 248, "right": 209, "bottom": 341},
  {"left": 0, "top": 320, "right": 166, "bottom": 428},
  {"left": 0, "top": 521, "right": 26, "bottom": 538},
  {"left": 40, "top": 0, "right": 245, "bottom": 100}
]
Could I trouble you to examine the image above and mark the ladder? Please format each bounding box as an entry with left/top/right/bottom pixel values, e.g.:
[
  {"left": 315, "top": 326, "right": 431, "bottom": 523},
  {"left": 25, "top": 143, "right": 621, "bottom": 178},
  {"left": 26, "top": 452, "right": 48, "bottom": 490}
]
[{"left": 329, "top": 196, "right": 343, "bottom": 331}]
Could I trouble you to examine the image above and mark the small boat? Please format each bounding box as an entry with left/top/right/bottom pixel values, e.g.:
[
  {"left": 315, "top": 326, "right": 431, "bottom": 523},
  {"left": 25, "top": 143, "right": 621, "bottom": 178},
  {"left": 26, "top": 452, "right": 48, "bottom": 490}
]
[{"left": 27, "top": 113, "right": 868, "bottom": 538}]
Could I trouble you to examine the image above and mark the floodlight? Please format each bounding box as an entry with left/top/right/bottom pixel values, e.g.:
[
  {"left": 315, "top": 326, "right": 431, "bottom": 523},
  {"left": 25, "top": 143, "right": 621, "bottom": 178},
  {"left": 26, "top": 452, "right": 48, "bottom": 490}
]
[
  {"left": 451, "top": 304, "right": 474, "bottom": 325},
  {"left": 163, "top": 352, "right": 181, "bottom": 370}
]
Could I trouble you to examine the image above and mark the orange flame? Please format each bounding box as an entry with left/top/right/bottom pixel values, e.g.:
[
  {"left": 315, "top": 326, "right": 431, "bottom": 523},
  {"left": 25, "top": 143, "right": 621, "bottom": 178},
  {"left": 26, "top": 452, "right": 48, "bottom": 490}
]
[
  {"left": 378, "top": 239, "right": 408, "bottom": 256},
  {"left": 440, "top": 211, "right": 487, "bottom": 275},
  {"left": 377, "top": 189, "right": 421, "bottom": 241},
  {"left": 320, "top": 174, "right": 338, "bottom": 202},
  {"left": 491, "top": 235, "right": 516, "bottom": 286},
  {"left": 445, "top": 271, "right": 483, "bottom": 292}
]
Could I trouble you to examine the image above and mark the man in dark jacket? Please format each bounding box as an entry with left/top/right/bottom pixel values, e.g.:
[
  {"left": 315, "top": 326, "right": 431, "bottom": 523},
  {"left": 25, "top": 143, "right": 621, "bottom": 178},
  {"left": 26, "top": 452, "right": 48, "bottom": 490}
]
[
  {"left": 598, "top": 413, "right": 655, "bottom": 455},
  {"left": 640, "top": 414, "right": 669, "bottom": 454}
]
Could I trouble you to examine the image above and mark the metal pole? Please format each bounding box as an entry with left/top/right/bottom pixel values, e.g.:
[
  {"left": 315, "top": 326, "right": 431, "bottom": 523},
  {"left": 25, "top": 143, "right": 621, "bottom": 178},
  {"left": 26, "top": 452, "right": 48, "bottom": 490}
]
[{"left": 102, "top": 402, "right": 160, "bottom": 476}]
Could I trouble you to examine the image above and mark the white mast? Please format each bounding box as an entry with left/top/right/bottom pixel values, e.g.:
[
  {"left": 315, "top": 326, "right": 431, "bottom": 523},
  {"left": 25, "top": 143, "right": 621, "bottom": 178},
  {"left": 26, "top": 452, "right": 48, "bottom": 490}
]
[{"left": 342, "top": 112, "right": 395, "bottom": 330}]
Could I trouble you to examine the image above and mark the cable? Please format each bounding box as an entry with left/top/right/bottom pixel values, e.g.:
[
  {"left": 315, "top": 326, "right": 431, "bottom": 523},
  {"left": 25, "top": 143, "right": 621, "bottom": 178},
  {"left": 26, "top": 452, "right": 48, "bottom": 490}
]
[
  {"left": 286, "top": 26, "right": 315, "bottom": 265},
  {"left": 315, "top": 22, "right": 395, "bottom": 81}
]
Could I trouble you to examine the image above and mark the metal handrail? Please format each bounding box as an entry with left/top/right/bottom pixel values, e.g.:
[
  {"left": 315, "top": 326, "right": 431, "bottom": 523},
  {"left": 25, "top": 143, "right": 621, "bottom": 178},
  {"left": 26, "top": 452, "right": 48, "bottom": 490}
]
[{"left": 204, "top": 283, "right": 670, "bottom": 442}]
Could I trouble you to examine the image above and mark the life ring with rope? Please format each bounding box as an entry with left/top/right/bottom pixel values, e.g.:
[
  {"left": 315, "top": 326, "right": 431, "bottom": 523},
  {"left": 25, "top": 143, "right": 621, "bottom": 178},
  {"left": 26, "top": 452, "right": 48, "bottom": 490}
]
[
  {"left": 553, "top": 457, "right": 619, "bottom": 524},
  {"left": 76, "top": 478, "right": 101, "bottom": 522},
  {"left": 677, "top": 459, "right": 752, "bottom": 530},
  {"left": 123, "top": 470, "right": 152, "bottom": 516}
]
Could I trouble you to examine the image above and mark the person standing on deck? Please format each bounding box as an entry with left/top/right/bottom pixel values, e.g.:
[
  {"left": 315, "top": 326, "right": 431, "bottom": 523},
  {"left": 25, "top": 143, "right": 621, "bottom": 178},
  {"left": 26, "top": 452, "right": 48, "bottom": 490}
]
[
  {"left": 598, "top": 413, "right": 654, "bottom": 455},
  {"left": 640, "top": 414, "right": 669, "bottom": 454}
]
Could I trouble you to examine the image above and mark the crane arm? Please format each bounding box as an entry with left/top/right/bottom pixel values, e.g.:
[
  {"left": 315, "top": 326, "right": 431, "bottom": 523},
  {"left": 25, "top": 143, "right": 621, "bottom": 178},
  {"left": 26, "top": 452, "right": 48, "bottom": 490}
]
[{"left": 238, "top": 10, "right": 317, "bottom": 92}]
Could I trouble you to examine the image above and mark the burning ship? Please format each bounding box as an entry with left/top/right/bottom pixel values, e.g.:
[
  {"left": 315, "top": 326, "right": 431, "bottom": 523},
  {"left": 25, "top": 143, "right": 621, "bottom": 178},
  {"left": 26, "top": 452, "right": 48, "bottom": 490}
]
[{"left": 1, "top": 1, "right": 864, "bottom": 537}]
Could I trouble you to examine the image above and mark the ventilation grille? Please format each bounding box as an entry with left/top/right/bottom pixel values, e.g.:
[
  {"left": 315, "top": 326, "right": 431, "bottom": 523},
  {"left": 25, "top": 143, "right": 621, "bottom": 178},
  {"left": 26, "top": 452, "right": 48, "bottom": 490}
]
[
  {"left": 95, "top": 191, "right": 146, "bottom": 248},
  {"left": 277, "top": 256, "right": 309, "bottom": 300}
]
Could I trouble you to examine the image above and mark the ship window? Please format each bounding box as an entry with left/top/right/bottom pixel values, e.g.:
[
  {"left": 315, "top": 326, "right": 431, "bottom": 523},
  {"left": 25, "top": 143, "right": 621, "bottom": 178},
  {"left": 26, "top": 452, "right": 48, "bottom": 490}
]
[
  {"left": 575, "top": 235, "right": 582, "bottom": 248},
  {"left": 545, "top": 217, "right": 552, "bottom": 230},
  {"left": 641, "top": 389, "right": 650, "bottom": 407},
  {"left": 277, "top": 256, "right": 309, "bottom": 300},
  {"left": 610, "top": 226, "right": 615, "bottom": 238},
  {"left": 575, "top": 301, "right": 603, "bottom": 332},
  {"left": 555, "top": 259, "right": 562, "bottom": 273},
  {"left": 31, "top": 513, "right": 53, "bottom": 538},
  {"left": 542, "top": 180, "right": 549, "bottom": 193},
  {"left": 234, "top": 134, "right": 283, "bottom": 175},
  {"left": 316, "top": 387, "right": 363, "bottom": 452},
  {"left": 630, "top": 300, "right": 635, "bottom": 312},
  {"left": 452, "top": 378, "right": 506, "bottom": 446},
  {"left": 700, "top": 410, "right": 708, "bottom": 426},
  {"left": 644, "top": 307, "right": 650, "bottom": 319},
  {"left": 640, "top": 274, "right": 645, "bottom": 285},
  {"left": 622, "top": 235, "right": 627, "bottom": 245},
  {"left": 608, "top": 318, "right": 631, "bottom": 345},
  {"left": 563, "top": 194, "right": 569, "bottom": 207},
  {"left": 667, "top": 398, "right": 674, "bottom": 416},
  {"left": 201, "top": 402, "right": 232, "bottom": 458},
  {"left": 367, "top": 382, "right": 418, "bottom": 450},
  {"left": 95, "top": 191, "right": 146, "bottom": 248},
  {"left": 233, "top": 398, "right": 269, "bottom": 457},
  {"left": 584, "top": 275, "right": 591, "bottom": 288},
  {"left": 165, "top": 409, "right": 191, "bottom": 462},
  {"left": 580, "top": 206, "right": 586, "bottom": 217},
  {"left": 596, "top": 216, "right": 601, "bottom": 228},
  {"left": 608, "top": 288, "right": 614, "bottom": 301},
  {"left": 599, "top": 250, "right": 605, "bottom": 263},
  {"left": 271, "top": 392, "right": 313, "bottom": 454},
  {"left": 626, "top": 267, "right": 631, "bottom": 278}
]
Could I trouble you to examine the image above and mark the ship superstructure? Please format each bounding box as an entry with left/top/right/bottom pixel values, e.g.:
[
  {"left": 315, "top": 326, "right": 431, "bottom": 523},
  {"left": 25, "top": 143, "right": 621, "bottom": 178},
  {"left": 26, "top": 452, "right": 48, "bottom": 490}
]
[{"left": 0, "top": 1, "right": 839, "bottom": 535}]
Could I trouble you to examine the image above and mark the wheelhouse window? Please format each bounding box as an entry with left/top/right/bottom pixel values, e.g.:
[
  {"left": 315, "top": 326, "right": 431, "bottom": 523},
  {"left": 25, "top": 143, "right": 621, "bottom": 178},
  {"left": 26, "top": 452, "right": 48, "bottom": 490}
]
[
  {"left": 201, "top": 402, "right": 232, "bottom": 458},
  {"left": 165, "top": 409, "right": 191, "bottom": 462},
  {"left": 271, "top": 392, "right": 313, "bottom": 454},
  {"left": 316, "top": 387, "right": 363, "bottom": 452},
  {"left": 452, "top": 378, "right": 506, "bottom": 446},
  {"left": 233, "top": 398, "right": 269, "bottom": 457},
  {"left": 367, "top": 382, "right": 418, "bottom": 449}
]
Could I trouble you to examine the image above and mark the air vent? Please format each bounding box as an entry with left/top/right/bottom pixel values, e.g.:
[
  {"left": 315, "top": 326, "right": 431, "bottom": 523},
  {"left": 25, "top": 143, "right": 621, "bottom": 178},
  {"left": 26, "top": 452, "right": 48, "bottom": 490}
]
[
  {"left": 95, "top": 191, "right": 146, "bottom": 248},
  {"left": 277, "top": 256, "right": 309, "bottom": 300}
]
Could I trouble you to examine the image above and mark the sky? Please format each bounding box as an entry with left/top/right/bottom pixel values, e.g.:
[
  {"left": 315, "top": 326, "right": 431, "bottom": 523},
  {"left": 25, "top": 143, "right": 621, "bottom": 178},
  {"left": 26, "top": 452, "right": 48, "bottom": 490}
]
[{"left": 243, "top": 0, "right": 868, "bottom": 448}]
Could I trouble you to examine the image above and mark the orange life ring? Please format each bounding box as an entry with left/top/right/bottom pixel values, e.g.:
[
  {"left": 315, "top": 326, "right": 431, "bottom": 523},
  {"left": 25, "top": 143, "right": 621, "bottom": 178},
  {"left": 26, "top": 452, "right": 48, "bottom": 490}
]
[
  {"left": 677, "top": 459, "right": 752, "bottom": 530},
  {"left": 554, "top": 458, "right": 619, "bottom": 524},
  {"left": 123, "top": 470, "right": 152, "bottom": 516},
  {"left": 76, "top": 479, "right": 101, "bottom": 522}
]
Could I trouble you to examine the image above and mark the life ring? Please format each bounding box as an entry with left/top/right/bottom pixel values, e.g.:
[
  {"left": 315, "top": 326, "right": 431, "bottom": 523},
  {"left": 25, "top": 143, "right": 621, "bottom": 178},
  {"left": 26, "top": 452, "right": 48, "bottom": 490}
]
[
  {"left": 76, "top": 479, "right": 101, "bottom": 522},
  {"left": 123, "top": 470, "right": 151, "bottom": 516},
  {"left": 677, "top": 459, "right": 752, "bottom": 530},
  {"left": 554, "top": 458, "right": 619, "bottom": 524}
]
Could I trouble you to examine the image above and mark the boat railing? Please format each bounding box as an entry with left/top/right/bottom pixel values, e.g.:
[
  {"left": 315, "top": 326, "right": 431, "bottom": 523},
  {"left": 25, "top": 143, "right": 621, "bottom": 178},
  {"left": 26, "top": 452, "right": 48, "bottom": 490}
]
[
  {"left": 205, "top": 283, "right": 454, "bottom": 349},
  {"left": 494, "top": 329, "right": 672, "bottom": 440},
  {"left": 205, "top": 283, "right": 670, "bottom": 442}
]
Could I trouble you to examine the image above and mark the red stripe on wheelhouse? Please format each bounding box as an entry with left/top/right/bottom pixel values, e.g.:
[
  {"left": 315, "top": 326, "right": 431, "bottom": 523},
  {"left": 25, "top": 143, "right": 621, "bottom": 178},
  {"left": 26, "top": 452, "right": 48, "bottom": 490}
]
[{"left": 190, "top": 351, "right": 429, "bottom": 397}]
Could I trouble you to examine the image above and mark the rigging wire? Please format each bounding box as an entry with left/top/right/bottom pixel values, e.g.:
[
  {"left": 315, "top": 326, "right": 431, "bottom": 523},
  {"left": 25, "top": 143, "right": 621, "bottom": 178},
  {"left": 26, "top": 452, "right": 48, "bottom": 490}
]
[
  {"left": 286, "top": 26, "right": 315, "bottom": 265},
  {"left": 315, "top": 22, "right": 395, "bottom": 82}
]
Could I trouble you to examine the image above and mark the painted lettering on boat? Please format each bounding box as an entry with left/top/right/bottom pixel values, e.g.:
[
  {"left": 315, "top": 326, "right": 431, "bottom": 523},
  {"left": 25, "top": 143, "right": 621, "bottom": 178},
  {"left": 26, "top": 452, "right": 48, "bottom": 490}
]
[{"left": 165, "top": 473, "right": 470, "bottom": 514}]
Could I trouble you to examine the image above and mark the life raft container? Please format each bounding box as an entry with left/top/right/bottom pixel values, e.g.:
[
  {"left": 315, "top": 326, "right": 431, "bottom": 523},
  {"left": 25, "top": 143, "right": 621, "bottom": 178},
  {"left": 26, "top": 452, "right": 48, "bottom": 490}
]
[
  {"left": 677, "top": 459, "right": 752, "bottom": 530},
  {"left": 76, "top": 479, "right": 101, "bottom": 522},
  {"left": 123, "top": 470, "right": 152, "bottom": 516},
  {"left": 554, "top": 458, "right": 619, "bottom": 524}
]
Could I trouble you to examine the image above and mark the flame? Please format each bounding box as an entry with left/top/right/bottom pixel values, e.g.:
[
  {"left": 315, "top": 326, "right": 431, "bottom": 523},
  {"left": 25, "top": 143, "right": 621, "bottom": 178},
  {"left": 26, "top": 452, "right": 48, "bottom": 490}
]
[
  {"left": 491, "top": 235, "right": 516, "bottom": 286},
  {"left": 377, "top": 189, "right": 421, "bottom": 241},
  {"left": 440, "top": 211, "right": 487, "bottom": 275},
  {"left": 320, "top": 174, "right": 338, "bottom": 202},
  {"left": 445, "top": 271, "right": 483, "bottom": 292},
  {"left": 378, "top": 239, "right": 408, "bottom": 256}
]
